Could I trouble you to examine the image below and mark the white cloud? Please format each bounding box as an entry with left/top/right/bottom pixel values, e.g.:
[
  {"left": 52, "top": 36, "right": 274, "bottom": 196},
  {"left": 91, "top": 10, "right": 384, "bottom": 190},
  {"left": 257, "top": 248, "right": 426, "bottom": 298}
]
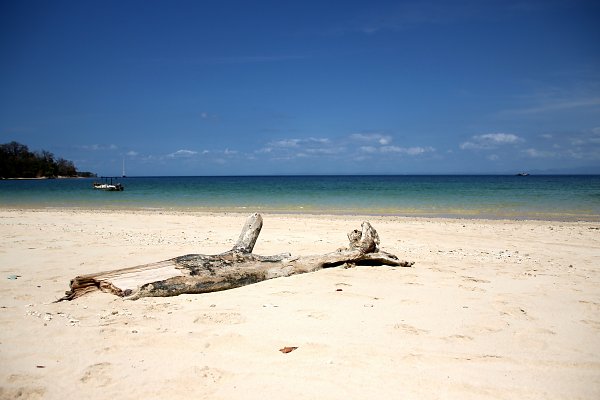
[
  {"left": 304, "top": 147, "right": 342, "bottom": 155},
  {"left": 268, "top": 138, "right": 329, "bottom": 148},
  {"left": 567, "top": 149, "right": 584, "bottom": 159},
  {"left": 260, "top": 137, "right": 333, "bottom": 158},
  {"left": 199, "top": 111, "right": 219, "bottom": 121},
  {"left": 359, "top": 146, "right": 378, "bottom": 153},
  {"left": 350, "top": 133, "right": 392, "bottom": 145},
  {"left": 460, "top": 133, "right": 523, "bottom": 150},
  {"left": 590, "top": 137, "right": 600, "bottom": 145},
  {"left": 524, "top": 148, "right": 555, "bottom": 158},
  {"left": 126, "top": 151, "right": 138, "bottom": 156},
  {"left": 272, "top": 139, "right": 300, "bottom": 148},
  {"left": 509, "top": 128, "right": 600, "bottom": 161},
  {"left": 568, "top": 128, "right": 600, "bottom": 146},
  {"left": 380, "top": 146, "right": 435, "bottom": 155},
  {"left": 479, "top": 133, "right": 521, "bottom": 144},
  {"left": 168, "top": 149, "right": 198, "bottom": 158},
  {"left": 255, "top": 147, "right": 272, "bottom": 154},
  {"left": 351, "top": 134, "right": 435, "bottom": 157},
  {"left": 559, "top": 128, "right": 600, "bottom": 160},
  {"left": 503, "top": 97, "right": 600, "bottom": 115},
  {"left": 80, "top": 144, "right": 118, "bottom": 151},
  {"left": 309, "top": 137, "right": 331, "bottom": 144},
  {"left": 259, "top": 134, "right": 433, "bottom": 162}
]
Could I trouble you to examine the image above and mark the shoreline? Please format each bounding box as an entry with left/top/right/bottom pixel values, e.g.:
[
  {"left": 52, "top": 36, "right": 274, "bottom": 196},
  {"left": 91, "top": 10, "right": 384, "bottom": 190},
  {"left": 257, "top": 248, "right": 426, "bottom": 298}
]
[{"left": 1, "top": 205, "right": 598, "bottom": 223}]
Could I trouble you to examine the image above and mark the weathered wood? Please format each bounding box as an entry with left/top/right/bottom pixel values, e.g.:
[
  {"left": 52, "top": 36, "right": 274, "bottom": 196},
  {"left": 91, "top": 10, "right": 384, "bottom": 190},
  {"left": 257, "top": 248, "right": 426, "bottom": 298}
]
[
  {"left": 58, "top": 213, "right": 413, "bottom": 301},
  {"left": 232, "top": 212, "right": 263, "bottom": 253}
]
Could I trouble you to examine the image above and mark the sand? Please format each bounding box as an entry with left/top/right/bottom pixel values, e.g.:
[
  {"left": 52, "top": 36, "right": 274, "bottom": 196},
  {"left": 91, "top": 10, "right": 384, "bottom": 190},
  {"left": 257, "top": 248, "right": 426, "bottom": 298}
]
[{"left": 0, "top": 209, "right": 599, "bottom": 399}]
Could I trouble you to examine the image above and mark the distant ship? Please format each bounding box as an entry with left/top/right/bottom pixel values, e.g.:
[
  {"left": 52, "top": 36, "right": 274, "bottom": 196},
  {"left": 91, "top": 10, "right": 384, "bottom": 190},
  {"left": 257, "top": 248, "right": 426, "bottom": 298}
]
[{"left": 515, "top": 172, "right": 530, "bottom": 176}]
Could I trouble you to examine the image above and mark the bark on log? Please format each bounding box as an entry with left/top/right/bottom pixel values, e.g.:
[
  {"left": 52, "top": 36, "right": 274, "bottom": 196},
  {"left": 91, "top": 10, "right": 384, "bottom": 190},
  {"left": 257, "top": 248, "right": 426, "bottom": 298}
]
[{"left": 58, "top": 213, "right": 413, "bottom": 301}]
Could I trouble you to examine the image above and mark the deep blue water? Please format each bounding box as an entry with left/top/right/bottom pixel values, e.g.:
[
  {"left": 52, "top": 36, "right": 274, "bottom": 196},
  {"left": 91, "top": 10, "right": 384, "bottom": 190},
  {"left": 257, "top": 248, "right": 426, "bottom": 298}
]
[{"left": 1, "top": 175, "right": 599, "bottom": 220}]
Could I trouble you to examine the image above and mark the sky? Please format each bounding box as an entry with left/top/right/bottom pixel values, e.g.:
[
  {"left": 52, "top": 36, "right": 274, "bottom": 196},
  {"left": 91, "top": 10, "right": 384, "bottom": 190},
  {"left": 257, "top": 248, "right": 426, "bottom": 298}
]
[{"left": 1, "top": 0, "right": 599, "bottom": 176}]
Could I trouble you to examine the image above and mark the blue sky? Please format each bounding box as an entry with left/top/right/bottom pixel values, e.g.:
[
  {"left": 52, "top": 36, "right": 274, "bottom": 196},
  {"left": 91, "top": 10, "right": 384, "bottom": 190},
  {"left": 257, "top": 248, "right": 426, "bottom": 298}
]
[{"left": 1, "top": 0, "right": 599, "bottom": 175}]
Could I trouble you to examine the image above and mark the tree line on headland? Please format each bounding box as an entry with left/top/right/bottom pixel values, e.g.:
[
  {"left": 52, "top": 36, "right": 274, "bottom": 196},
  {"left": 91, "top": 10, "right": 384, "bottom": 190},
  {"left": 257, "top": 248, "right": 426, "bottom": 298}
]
[{"left": 0, "top": 141, "right": 96, "bottom": 179}]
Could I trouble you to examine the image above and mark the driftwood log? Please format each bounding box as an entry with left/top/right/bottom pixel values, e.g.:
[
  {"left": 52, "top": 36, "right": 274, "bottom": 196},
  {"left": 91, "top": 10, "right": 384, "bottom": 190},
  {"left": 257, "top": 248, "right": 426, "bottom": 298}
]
[{"left": 59, "top": 213, "right": 413, "bottom": 301}]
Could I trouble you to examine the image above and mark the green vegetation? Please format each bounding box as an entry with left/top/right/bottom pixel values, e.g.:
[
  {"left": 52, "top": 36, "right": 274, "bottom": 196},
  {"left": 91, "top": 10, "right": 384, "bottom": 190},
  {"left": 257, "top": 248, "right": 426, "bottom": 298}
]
[{"left": 0, "top": 141, "right": 96, "bottom": 179}]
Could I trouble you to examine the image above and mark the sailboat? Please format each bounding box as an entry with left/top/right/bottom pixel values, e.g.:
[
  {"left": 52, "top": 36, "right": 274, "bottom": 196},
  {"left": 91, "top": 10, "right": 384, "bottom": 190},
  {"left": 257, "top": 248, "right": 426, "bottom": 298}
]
[
  {"left": 92, "top": 158, "right": 126, "bottom": 191},
  {"left": 92, "top": 177, "right": 124, "bottom": 191}
]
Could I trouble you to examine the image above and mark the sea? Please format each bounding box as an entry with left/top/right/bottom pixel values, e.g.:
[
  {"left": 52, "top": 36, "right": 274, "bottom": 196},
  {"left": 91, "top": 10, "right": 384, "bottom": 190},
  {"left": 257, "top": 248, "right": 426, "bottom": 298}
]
[{"left": 1, "top": 175, "right": 599, "bottom": 221}]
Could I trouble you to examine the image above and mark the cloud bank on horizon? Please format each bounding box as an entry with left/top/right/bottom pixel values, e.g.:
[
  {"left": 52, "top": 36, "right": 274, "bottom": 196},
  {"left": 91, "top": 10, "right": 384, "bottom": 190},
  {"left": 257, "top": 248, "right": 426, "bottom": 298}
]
[{"left": 1, "top": 0, "right": 599, "bottom": 175}]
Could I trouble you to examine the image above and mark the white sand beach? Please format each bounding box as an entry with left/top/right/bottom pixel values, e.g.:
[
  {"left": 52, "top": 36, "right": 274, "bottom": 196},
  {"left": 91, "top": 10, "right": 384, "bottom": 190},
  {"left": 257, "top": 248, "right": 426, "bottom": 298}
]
[{"left": 1, "top": 209, "right": 599, "bottom": 399}]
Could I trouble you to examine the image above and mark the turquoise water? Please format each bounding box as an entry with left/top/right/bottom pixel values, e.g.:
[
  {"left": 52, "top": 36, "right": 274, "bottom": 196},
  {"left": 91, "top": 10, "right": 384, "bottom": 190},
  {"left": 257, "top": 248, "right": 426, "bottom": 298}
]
[{"left": 1, "top": 175, "right": 599, "bottom": 220}]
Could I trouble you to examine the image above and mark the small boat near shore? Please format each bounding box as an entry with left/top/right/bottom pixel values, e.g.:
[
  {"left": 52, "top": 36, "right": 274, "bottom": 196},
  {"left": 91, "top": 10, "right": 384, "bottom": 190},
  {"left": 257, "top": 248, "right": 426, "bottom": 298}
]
[{"left": 93, "top": 177, "right": 124, "bottom": 191}]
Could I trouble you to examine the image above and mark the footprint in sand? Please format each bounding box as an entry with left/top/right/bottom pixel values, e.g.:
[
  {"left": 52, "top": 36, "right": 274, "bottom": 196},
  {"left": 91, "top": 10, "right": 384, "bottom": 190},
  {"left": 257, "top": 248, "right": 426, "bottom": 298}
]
[
  {"left": 152, "top": 366, "right": 226, "bottom": 397},
  {"left": 80, "top": 362, "right": 112, "bottom": 386},
  {"left": 461, "top": 276, "right": 491, "bottom": 284},
  {"left": 0, "top": 386, "right": 46, "bottom": 400},
  {"left": 273, "top": 290, "right": 297, "bottom": 296},
  {"left": 442, "top": 334, "right": 474, "bottom": 342},
  {"left": 579, "top": 300, "right": 600, "bottom": 312},
  {"left": 405, "top": 281, "right": 425, "bottom": 286},
  {"left": 193, "top": 365, "right": 223, "bottom": 383},
  {"left": 193, "top": 312, "right": 245, "bottom": 325},
  {"left": 458, "top": 284, "right": 486, "bottom": 292},
  {"left": 581, "top": 319, "right": 600, "bottom": 331},
  {"left": 457, "top": 275, "right": 490, "bottom": 292},
  {"left": 7, "top": 374, "right": 33, "bottom": 384},
  {"left": 393, "top": 323, "right": 429, "bottom": 335},
  {"left": 499, "top": 306, "right": 531, "bottom": 319},
  {"left": 465, "top": 320, "right": 506, "bottom": 335},
  {"left": 296, "top": 309, "right": 328, "bottom": 320},
  {"left": 93, "top": 346, "right": 115, "bottom": 356},
  {"left": 145, "top": 302, "right": 182, "bottom": 312},
  {"left": 493, "top": 300, "right": 533, "bottom": 321},
  {"left": 509, "top": 327, "right": 555, "bottom": 352},
  {"left": 401, "top": 353, "right": 426, "bottom": 361},
  {"left": 467, "top": 354, "right": 504, "bottom": 362}
]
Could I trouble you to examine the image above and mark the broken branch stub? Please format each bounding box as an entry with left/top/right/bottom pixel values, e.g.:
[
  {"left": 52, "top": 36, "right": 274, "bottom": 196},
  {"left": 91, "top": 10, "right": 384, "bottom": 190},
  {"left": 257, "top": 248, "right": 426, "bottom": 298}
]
[
  {"left": 58, "top": 213, "right": 413, "bottom": 301},
  {"left": 232, "top": 212, "right": 263, "bottom": 253}
]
